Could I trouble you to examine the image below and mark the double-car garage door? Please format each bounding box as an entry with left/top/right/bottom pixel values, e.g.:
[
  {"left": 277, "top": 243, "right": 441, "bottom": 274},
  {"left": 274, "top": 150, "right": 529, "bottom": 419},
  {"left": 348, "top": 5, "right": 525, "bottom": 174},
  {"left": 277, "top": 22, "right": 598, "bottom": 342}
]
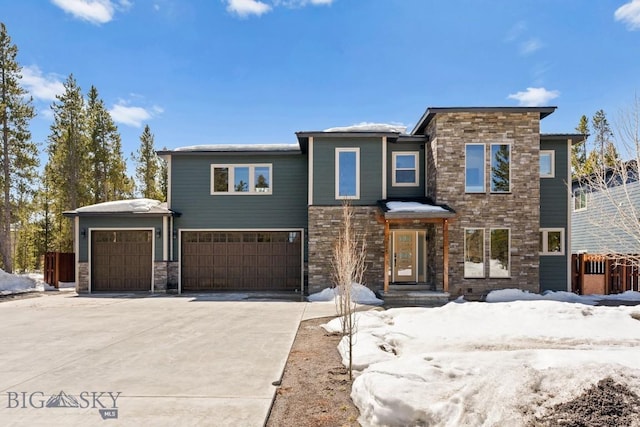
[
  {"left": 91, "top": 230, "right": 153, "bottom": 292},
  {"left": 181, "top": 230, "right": 302, "bottom": 292}
]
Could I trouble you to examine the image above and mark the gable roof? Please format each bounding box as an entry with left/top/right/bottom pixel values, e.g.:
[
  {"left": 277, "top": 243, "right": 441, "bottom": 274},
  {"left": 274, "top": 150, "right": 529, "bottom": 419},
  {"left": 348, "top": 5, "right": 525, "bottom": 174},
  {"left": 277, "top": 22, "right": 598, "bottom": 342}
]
[{"left": 411, "top": 106, "right": 557, "bottom": 135}]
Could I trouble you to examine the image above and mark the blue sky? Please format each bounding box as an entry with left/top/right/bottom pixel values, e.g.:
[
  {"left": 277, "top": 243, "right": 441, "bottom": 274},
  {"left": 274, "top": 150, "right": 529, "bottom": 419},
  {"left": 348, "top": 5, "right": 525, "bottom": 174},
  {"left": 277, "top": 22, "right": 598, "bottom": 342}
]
[{"left": 3, "top": 0, "right": 640, "bottom": 171}]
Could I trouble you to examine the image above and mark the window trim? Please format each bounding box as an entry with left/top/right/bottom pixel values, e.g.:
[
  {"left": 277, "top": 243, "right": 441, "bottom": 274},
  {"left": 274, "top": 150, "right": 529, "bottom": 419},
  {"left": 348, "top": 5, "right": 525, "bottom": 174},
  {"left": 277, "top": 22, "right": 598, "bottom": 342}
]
[
  {"left": 490, "top": 143, "right": 511, "bottom": 193},
  {"left": 465, "top": 143, "right": 486, "bottom": 193},
  {"left": 391, "top": 151, "right": 420, "bottom": 187},
  {"left": 335, "top": 147, "right": 360, "bottom": 200},
  {"left": 540, "top": 150, "right": 555, "bottom": 178},
  {"left": 573, "top": 189, "right": 587, "bottom": 211},
  {"left": 540, "top": 228, "right": 565, "bottom": 255},
  {"left": 210, "top": 164, "right": 273, "bottom": 195},
  {"left": 464, "top": 227, "right": 485, "bottom": 278},
  {"left": 489, "top": 228, "right": 511, "bottom": 278}
]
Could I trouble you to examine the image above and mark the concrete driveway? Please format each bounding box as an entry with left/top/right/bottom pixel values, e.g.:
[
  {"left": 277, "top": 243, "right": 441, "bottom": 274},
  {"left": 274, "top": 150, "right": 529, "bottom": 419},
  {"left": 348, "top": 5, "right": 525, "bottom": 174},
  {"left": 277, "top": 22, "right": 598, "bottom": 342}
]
[{"left": 0, "top": 292, "right": 338, "bottom": 426}]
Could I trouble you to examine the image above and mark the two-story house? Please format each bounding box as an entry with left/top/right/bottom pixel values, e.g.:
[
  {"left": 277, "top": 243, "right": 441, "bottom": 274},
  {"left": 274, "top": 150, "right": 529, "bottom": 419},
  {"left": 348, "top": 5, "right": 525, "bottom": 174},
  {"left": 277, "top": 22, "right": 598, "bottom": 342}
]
[{"left": 64, "top": 106, "right": 582, "bottom": 300}]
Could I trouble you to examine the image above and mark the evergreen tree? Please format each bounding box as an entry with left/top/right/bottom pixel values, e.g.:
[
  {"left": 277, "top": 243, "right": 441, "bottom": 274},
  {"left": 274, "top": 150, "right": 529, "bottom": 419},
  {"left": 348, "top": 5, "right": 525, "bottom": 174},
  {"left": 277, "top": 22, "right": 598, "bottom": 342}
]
[
  {"left": 0, "top": 23, "right": 38, "bottom": 272},
  {"left": 86, "top": 86, "right": 132, "bottom": 203},
  {"left": 159, "top": 146, "right": 168, "bottom": 200},
  {"left": 44, "top": 74, "right": 90, "bottom": 251},
  {"left": 491, "top": 145, "right": 510, "bottom": 192},
  {"left": 572, "top": 115, "right": 589, "bottom": 177},
  {"left": 133, "top": 124, "right": 163, "bottom": 200},
  {"left": 592, "top": 109, "right": 619, "bottom": 170}
]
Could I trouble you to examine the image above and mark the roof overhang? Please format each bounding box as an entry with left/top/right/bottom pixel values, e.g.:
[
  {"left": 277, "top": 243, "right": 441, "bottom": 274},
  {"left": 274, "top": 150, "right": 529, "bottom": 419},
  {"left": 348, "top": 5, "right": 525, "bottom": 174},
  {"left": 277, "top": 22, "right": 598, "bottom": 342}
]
[
  {"left": 541, "top": 133, "right": 588, "bottom": 145},
  {"left": 377, "top": 198, "right": 457, "bottom": 221},
  {"left": 411, "top": 106, "right": 557, "bottom": 135}
]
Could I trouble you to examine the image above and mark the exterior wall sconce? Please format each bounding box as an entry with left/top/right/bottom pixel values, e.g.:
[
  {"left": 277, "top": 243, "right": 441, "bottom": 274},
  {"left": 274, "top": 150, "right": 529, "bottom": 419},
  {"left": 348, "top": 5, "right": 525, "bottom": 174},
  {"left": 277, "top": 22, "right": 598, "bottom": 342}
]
[
  {"left": 156, "top": 227, "right": 162, "bottom": 238},
  {"left": 173, "top": 229, "right": 178, "bottom": 239},
  {"left": 81, "top": 228, "right": 87, "bottom": 238}
]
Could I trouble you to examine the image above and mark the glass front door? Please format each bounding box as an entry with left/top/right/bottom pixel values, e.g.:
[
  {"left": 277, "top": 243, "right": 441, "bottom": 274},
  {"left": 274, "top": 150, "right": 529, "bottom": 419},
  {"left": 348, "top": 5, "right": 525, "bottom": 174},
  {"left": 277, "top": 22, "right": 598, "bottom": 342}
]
[{"left": 393, "top": 231, "right": 417, "bottom": 282}]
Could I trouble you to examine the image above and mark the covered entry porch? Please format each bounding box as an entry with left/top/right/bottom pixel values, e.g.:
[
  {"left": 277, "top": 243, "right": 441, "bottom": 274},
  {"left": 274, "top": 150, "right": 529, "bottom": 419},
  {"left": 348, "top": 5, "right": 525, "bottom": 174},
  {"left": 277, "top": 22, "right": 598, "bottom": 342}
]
[{"left": 376, "top": 199, "right": 457, "bottom": 306}]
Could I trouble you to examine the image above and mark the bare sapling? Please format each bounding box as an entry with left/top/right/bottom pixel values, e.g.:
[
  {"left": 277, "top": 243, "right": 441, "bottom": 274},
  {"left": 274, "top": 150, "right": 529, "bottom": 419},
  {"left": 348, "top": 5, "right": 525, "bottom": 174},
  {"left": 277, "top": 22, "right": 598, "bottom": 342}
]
[{"left": 331, "top": 202, "right": 367, "bottom": 379}]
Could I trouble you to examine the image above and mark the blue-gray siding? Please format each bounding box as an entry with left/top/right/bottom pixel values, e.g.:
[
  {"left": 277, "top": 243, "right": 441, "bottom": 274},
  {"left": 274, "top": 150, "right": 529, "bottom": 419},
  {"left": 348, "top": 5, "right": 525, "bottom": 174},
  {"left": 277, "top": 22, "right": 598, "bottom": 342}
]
[
  {"left": 539, "top": 138, "right": 570, "bottom": 291},
  {"left": 312, "top": 137, "right": 383, "bottom": 205},
  {"left": 78, "top": 216, "right": 164, "bottom": 262}
]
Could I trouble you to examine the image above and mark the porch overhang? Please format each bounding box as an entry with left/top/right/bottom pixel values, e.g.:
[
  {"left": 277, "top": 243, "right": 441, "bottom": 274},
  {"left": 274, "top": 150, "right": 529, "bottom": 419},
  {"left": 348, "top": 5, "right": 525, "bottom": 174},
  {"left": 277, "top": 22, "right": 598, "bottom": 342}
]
[{"left": 377, "top": 198, "right": 456, "bottom": 295}]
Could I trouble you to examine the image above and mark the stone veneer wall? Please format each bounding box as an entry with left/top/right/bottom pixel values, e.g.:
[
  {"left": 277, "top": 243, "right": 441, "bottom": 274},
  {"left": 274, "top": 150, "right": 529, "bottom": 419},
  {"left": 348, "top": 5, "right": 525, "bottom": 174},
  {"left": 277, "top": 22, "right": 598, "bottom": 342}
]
[
  {"left": 77, "top": 262, "right": 89, "bottom": 293},
  {"left": 431, "top": 112, "right": 541, "bottom": 298},
  {"left": 153, "top": 262, "right": 168, "bottom": 292},
  {"left": 308, "top": 206, "right": 385, "bottom": 294}
]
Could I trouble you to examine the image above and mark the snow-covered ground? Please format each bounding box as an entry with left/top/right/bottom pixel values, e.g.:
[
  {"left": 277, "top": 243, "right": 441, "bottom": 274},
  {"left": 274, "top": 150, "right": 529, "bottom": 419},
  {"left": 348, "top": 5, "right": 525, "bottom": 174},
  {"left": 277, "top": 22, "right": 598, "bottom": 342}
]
[
  {"left": 307, "top": 283, "right": 384, "bottom": 306},
  {"left": 0, "top": 269, "right": 53, "bottom": 295},
  {"left": 323, "top": 289, "right": 640, "bottom": 427}
]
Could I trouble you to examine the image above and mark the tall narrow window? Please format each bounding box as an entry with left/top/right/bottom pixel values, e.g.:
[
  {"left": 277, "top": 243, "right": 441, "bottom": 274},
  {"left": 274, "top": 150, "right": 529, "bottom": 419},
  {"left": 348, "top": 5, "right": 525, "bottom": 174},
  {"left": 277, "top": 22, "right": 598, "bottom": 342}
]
[
  {"left": 254, "top": 166, "right": 270, "bottom": 192},
  {"left": 465, "top": 144, "right": 485, "bottom": 193},
  {"left": 540, "top": 150, "right": 554, "bottom": 178},
  {"left": 464, "top": 228, "right": 484, "bottom": 278},
  {"left": 392, "top": 152, "right": 419, "bottom": 186},
  {"left": 490, "top": 228, "right": 510, "bottom": 277},
  {"left": 213, "top": 167, "right": 229, "bottom": 193},
  {"left": 336, "top": 148, "right": 360, "bottom": 199},
  {"left": 234, "top": 166, "right": 250, "bottom": 192},
  {"left": 574, "top": 189, "right": 587, "bottom": 210},
  {"left": 491, "top": 144, "right": 511, "bottom": 192}
]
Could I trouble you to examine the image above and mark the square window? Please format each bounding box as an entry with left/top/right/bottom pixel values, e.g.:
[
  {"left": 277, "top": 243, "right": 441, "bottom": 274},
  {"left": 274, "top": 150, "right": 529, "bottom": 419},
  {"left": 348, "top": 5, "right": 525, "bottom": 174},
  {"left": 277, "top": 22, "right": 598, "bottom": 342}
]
[
  {"left": 336, "top": 148, "right": 360, "bottom": 199},
  {"left": 465, "top": 144, "right": 485, "bottom": 193},
  {"left": 540, "top": 228, "right": 565, "bottom": 255},
  {"left": 540, "top": 150, "right": 554, "bottom": 178},
  {"left": 491, "top": 144, "right": 511, "bottom": 193},
  {"left": 392, "top": 152, "right": 419, "bottom": 186}
]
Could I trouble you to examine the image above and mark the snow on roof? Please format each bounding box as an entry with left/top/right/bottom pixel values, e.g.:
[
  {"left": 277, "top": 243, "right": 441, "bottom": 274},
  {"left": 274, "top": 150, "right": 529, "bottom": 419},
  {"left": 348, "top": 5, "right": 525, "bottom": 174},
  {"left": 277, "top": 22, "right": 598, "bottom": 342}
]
[
  {"left": 323, "top": 122, "right": 408, "bottom": 133},
  {"left": 173, "top": 144, "right": 300, "bottom": 152},
  {"left": 75, "top": 198, "right": 168, "bottom": 214},
  {"left": 386, "top": 201, "right": 449, "bottom": 213}
]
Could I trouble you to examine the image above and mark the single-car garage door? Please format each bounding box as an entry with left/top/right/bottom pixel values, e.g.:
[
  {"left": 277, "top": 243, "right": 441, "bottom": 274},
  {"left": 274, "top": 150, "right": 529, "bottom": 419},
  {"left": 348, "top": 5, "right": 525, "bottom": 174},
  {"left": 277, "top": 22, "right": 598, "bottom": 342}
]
[
  {"left": 91, "top": 230, "right": 153, "bottom": 291},
  {"left": 181, "top": 231, "right": 302, "bottom": 292}
]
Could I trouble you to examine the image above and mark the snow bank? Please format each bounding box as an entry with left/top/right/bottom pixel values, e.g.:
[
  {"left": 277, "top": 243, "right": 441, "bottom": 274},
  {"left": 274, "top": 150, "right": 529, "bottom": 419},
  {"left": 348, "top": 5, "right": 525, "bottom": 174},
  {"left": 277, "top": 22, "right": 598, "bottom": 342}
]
[
  {"left": 0, "top": 269, "right": 37, "bottom": 295},
  {"left": 324, "top": 122, "right": 407, "bottom": 133},
  {"left": 76, "top": 198, "right": 163, "bottom": 213},
  {"left": 485, "top": 288, "right": 640, "bottom": 304},
  {"left": 307, "top": 283, "right": 383, "bottom": 305},
  {"left": 341, "top": 300, "right": 640, "bottom": 426}
]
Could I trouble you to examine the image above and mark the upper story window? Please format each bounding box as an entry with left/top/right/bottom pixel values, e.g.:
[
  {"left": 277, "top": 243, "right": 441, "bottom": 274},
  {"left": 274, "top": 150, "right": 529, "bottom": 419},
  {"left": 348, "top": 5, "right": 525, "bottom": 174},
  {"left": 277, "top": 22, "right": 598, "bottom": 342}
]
[
  {"left": 490, "top": 144, "right": 511, "bottom": 193},
  {"left": 392, "top": 151, "right": 419, "bottom": 187},
  {"left": 540, "top": 150, "right": 555, "bottom": 178},
  {"left": 210, "top": 164, "right": 272, "bottom": 195},
  {"left": 540, "top": 228, "right": 565, "bottom": 255},
  {"left": 336, "top": 148, "right": 360, "bottom": 199},
  {"left": 465, "top": 144, "right": 485, "bottom": 193},
  {"left": 574, "top": 189, "right": 587, "bottom": 210}
]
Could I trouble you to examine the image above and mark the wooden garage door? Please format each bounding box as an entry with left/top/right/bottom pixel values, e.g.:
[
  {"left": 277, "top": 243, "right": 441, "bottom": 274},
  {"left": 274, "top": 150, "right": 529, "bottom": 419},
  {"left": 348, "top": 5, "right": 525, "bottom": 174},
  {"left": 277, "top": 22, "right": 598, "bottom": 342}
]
[
  {"left": 181, "top": 231, "right": 302, "bottom": 291},
  {"left": 91, "top": 230, "right": 153, "bottom": 292}
]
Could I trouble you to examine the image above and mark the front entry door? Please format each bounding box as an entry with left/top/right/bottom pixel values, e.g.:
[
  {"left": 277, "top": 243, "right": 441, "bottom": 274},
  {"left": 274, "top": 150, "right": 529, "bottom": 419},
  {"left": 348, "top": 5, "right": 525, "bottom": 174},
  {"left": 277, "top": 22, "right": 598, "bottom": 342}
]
[{"left": 393, "top": 231, "right": 417, "bottom": 282}]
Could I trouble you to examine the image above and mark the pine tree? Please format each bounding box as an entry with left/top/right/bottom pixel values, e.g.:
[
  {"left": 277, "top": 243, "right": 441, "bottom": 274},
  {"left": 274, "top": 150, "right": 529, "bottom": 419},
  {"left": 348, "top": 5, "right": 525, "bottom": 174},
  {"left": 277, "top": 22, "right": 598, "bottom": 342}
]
[
  {"left": 44, "top": 74, "right": 90, "bottom": 251},
  {"left": 592, "top": 109, "right": 619, "bottom": 170},
  {"left": 86, "top": 86, "right": 132, "bottom": 203},
  {"left": 572, "top": 115, "right": 589, "bottom": 177},
  {"left": 133, "top": 124, "right": 163, "bottom": 200},
  {"left": 491, "top": 145, "right": 510, "bottom": 192},
  {"left": 158, "top": 146, "right": 168, "bottom": 200},
  {"left": 0, "top": 23, "right": 38, "bottom": 272}
]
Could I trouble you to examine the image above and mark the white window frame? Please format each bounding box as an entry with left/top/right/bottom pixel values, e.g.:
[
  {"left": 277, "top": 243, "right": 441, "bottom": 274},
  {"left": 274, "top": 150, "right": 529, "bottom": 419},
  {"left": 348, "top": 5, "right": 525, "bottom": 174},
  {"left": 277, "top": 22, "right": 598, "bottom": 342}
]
[
  {"left": 465, "top": 143, "right": 485, "bottom": 193},
  {"left": 210, "top": 164, "right": 273, "bottom": 195},
  {"left": 573, "top": 189, "right": 587, "bottom": 211},
  {"left": 540, "top": 228, "right": 565, "bottom": 255},
  {"left": 540, "top": 150, "right": 555, "bottom": 178},
  {"left": 490, "top": 143, "right": 511, "bottom": 193},
  {"left": 392, "top": 151, "right": 420, "bottom": 187},
  {"left": 335, "top": 147, "right": 360, "bottom": 200},
  {"left": 489, "top": 228, "right": 511, "bottom": 278},
  {"left": 464, "top": 227, "right": 485, "bottom": 278}
]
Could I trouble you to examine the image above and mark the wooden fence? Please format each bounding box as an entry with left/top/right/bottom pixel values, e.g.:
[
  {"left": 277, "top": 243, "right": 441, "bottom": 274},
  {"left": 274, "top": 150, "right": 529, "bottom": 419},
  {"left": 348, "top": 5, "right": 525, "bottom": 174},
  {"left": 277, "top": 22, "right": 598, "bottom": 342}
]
[
  {"left": 571, "top": 254, "right": 640, "bottom": 295},
  {"left": 44, "top": 252, "right": 75, "bottom": 288}
]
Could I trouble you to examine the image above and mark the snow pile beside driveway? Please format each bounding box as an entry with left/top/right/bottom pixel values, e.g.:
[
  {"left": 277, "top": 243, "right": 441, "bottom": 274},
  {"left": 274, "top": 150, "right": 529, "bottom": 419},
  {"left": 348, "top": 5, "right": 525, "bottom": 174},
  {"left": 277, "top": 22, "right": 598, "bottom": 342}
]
[
  {"left": 324, "top": 292, "right": 640, "bottom": 426},
  {"left": 0, "top": 269, "right": 37, "bottom": 295},
  {"left": 307, "top": 283, "right": 383, "bottom": 305}
]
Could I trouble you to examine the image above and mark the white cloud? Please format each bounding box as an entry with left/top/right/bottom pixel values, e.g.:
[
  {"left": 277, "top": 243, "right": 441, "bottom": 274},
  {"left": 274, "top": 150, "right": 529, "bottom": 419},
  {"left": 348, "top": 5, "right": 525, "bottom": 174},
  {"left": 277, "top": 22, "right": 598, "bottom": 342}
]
[
  {"left": 226, "top": 0, "right": 272, "bottom": 17},
  {"left": 507, "top": 87, "right": 559, "bottom": 107},
  {"left": 21, "top": 66, "right": 65, "bottom": 101},
  {"left": 519, "top": 38, "right": 542, "bottom": 55},
  {"left": 50, "top": 0, "right": 131, "bottom": 24},
  {"left": 109, "top": 102, "right": 161, "bottom": 127},
  {"left": 225, "top": 0, "right": 333, "bottom": 17},
  {"left": 615, "top": 0, "right": 640, "bottom": 30},
  {"left": 505, "top": 21, "right": 527, "bottom": 42}
]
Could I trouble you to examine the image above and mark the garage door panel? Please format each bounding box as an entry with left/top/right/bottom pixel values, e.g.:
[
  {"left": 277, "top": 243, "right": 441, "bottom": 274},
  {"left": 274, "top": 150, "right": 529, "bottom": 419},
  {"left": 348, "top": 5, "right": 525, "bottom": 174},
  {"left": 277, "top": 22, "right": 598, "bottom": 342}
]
[{"left": 181, "top": 231, "right": 302, "bottom": 292}]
